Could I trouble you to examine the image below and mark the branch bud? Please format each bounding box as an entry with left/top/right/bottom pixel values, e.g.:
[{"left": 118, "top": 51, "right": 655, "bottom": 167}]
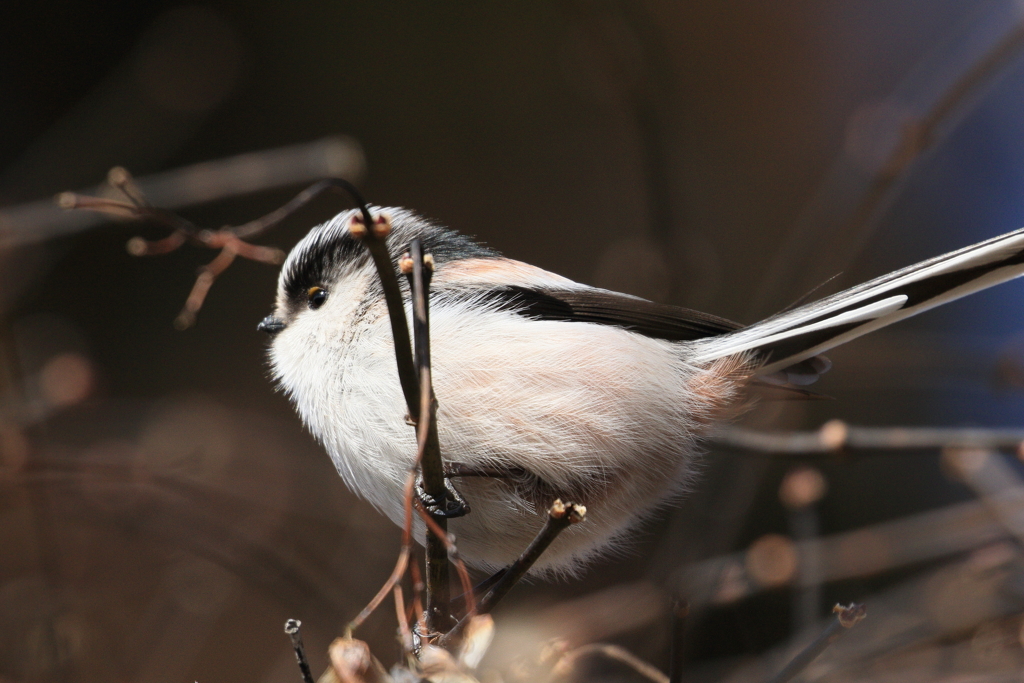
[
  {"left": 55, "top": 192, "right": 79, "bottom": 210},
  {"left": 833, "top": 602, "right": 867, "bottom": 628},
  {"left": 126, "top": 237, "right": 148, "bottom": 256},
  {"left": 372, "top": 214, "right": 392, "bottom": 238},
  {"left": 107, "top": 166, "right": 132, "bottom": 186},
  {"left": 549, "top": 499, "right": 586, "bottom": 523},
  {"left": 348, "top": 214, "right": 367, "bottom": 238}
]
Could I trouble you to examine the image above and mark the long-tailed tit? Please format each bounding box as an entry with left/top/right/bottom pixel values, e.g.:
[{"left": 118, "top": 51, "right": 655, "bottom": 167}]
[{"left": 260, "top": 208, "right": 1024, "bottom": 573}]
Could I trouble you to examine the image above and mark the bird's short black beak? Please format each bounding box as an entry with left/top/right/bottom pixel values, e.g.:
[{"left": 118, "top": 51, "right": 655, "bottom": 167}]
[{"left": 258, "top": 315, "right": 286, "bottom": 334}]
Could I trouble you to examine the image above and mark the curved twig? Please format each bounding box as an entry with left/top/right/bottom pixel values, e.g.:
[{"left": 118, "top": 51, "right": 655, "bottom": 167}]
[
  {"left": 350, "top": 207, "right": 420, "bottom": 419},
  {"left": 346, "top": 470, "right": 417, "bottom": 635}
]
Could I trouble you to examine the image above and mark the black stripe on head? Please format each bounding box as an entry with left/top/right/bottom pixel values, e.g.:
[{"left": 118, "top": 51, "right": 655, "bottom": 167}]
[
  {"left": 281, "top": 221, "right": 367, "bottom": 301},
  {"left": 281, "top": 208, "right": 498, "bottom": 302},
  {"left": 389, "top": 210, "right": 498, "bottom": 266}
]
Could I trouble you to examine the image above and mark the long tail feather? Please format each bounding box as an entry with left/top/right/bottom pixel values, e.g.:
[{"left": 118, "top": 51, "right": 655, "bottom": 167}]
[{"left": 693, "top": 227, "right": 1024, "bottom": 376}]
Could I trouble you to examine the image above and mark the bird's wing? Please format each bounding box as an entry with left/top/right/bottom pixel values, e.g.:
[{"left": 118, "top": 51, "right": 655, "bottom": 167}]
[
  {"left": 434, "top": 225, "right": 1024, "bottom": 388},
  {"left": 434, "top": 256, "right": 741, "bottom": 342},
  {"left": 473, "top": 285, "right": 742, "bottom": 342},
  {"left": 434, "top": 256, "right": 830, "bottom": 389}
]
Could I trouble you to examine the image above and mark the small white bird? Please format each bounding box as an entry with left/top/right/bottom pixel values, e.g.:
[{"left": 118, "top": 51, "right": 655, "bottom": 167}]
[{"left": 261, "top": 208, "right": 1024, "bottom": 574}]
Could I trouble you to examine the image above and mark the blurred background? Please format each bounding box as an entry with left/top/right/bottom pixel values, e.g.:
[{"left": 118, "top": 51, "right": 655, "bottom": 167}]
[{"left": 4, "top": 1, "right": 1024, "bottom": 681}]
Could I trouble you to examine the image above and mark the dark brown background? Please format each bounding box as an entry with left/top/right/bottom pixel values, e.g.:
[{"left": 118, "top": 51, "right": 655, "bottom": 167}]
[{"left": 3, "top": 1, "right": 1024, "bottom": 681}]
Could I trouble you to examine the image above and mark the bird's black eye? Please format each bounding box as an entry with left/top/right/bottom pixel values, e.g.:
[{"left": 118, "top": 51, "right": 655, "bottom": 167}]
[{"left": 307, "top": 286, "right": 328, "bottom": 310}]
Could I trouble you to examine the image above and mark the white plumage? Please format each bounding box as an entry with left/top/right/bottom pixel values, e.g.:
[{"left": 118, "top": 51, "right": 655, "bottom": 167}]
[{"left": 264, "top": 209, "right": 1024, "bottom": 573}]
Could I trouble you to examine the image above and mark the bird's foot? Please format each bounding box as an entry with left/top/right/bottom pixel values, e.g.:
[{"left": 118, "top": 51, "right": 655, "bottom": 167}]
[{"left": 415, "top": 476, "right": 470, "bottom": 518}]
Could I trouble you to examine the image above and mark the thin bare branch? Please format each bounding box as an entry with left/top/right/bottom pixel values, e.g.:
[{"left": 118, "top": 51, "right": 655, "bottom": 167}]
[
  {"left": 409, "top": 556, "right": 427, "bottom": 644},
  {"left": 394, "top": 585, "right": 414, "bottom": 654},
  {"left": 550, "top": 643, "right": 670, "bottom": 683},
  {"left": 721, "top": 548, "right": 1018, "bottom": 683},
  {"left": 166, "top": 232, "right": 284, "bottom": 329},
  {"left": 230, "top": 176, "right": 358, "bottom": 240},
  {"left": 405, "top": 238, "right": 457, "bottom": 636},
  {"left": 716, "top": 421, "right": 1024, "bottom": 455},
  {"left": 107, "top": 165, "right": 151, "bottom": 209},
  {"left": 174, "top": 246, "right": 238, "bottom": 330},
  {"left": 669, "top": 598, "right": 688, "bottom": 683},
  {"left": 351, "top": 210, "right": 420, "bottom": 419},
  {"left": 479, "top": 500, "right": 586, "bottom": 614},
  {"left": 346, "top": 541, "right": 410, "bottom": 637},
  {"left": 284, "top": 619, "right": 316, "bottom": 683},
  {"left": 56, "top": 193, "right": 196, "bottom": 234},
  {"left": 65, "top": 173, "right": 414, "bottom": 337},
  {"left": 672, "top": 488, "right": 1024, "bottom": 611},
  {"left": 126, "top": 231, "right": 187, "bottom": 256},
  {"left": 944, "top": 448, "right": 1024, "bottom": 550},
  {"left": 333, "top": 195, "right": 465, "bottom": 643},
  {"left": 346, "top": 472, "right": 417, "bottom": 635},
  {"left": 1, "top": 137, "right": 363, "bottom": 247},
  {"left": 414, "top": 501, "right": 476, "bottom": 618},
  {"left": 765, "top": 603, "right": 866, "bottom": 683},
  {"left": 445, "top": 544, "right": 476, "bottom": 620}
]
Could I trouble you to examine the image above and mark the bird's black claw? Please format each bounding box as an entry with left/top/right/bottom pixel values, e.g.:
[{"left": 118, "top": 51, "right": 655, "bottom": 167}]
[{"left": 416, "top": 476, "right": 470, "bottom": 518}]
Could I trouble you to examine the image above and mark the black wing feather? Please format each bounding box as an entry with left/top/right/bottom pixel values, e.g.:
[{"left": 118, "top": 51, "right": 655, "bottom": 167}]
[
  {"left": 456, "top": 284, "right": 829, "bottom": 393},
  {"left": 477, "top": 286, "right": 742, "bottom": 342}
]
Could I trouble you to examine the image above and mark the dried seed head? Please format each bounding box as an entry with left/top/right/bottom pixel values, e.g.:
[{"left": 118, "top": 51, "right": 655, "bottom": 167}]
[
  {"left": 424, "top": 253, "right": 435, "bottom": 271},
  {"left": 266, "top": 248, "right": 286, "bottom": 265},
  {"left": 399, "top": 253, "right": 414, "bottom": 274},
  {"left": 56, "top": 192, "right": 79, "bottom": 210},
  {"left": 549, "top": 499, "right": 586, "bottom": 523},
  {"left": 348, "top": 214, "right": 367, "bottom": 238},
  {"left": 372, "top": 214, "right": 391, "bottom": 238},
  {"left": 107, "top": 166, "right": 132, "bottom": 186},
  {"left": 568, "top": 504, "right": 586, "bottom": 523},
  {"left": 173, "top": 311, "right": 196, "bottom": 331},
  {"left": 126, "top": 237, "right": 148, "bottom": 256},
  {"left": 834, "top": 603, "right": 867, "bottom": 628}
]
